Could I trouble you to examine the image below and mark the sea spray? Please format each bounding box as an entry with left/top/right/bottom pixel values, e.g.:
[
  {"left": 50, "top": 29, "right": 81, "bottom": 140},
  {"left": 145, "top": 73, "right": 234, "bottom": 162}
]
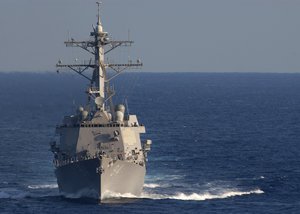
[{"left": 101, "top": 188, "right": 264, "bottom": 201}]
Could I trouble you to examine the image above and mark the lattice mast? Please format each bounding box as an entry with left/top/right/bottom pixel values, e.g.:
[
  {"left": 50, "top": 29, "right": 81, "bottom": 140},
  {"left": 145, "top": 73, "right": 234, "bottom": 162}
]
[{"left": 56, "top": 2, "right": 142, "bottom": 113}]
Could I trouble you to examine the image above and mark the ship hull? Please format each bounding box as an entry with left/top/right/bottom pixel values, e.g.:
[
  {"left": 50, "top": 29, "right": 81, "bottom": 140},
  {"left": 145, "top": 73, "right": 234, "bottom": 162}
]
[{"left": 55, "top": 157, "right": 145, "bottom": 201}]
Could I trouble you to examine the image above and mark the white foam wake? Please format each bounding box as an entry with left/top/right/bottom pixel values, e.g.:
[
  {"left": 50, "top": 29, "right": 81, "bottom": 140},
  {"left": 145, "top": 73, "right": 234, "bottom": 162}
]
[
  {"left": 102, "top": 192, "right": 137, "bottom": 200},
  {"left": 160, "top": 189, "right": 264, "bottom": 201},
  {"left": 27, "top": 184, "right": 58, "bottom": 189},
  {"left": 102, "top": 189, "right": 264, "bottom": 201},
  {"left": 143, "top": 183, "right": 160, "bottom": 188}
]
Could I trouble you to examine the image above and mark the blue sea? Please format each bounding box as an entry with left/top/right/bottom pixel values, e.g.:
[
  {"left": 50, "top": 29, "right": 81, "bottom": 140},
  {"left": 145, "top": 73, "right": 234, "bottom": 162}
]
[{"left": 0, "top": 72, "right": 299, "bottom": 213}]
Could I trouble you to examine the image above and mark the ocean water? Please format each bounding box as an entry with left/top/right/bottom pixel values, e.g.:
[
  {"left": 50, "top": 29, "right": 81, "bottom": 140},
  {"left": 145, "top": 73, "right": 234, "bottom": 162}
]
[{"left": 0, "top": 72, "right": 299, "bottom": 213}]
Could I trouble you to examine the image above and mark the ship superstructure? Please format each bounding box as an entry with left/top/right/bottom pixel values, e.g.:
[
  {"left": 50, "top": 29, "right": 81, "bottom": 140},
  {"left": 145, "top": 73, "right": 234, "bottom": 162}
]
[{"left": 50, "top": 3, "right": 151, "bottom": 201}]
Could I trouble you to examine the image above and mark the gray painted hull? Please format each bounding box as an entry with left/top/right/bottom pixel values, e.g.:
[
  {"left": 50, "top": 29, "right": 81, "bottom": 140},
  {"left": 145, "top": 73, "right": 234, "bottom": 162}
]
[{"left": 55, "top": 157, "right": 145, "bottom": 201}]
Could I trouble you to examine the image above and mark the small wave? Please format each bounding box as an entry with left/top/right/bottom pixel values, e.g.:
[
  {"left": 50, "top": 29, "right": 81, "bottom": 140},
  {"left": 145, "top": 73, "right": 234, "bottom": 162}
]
[
  {"left": 0, "top": 191, "right": 10, "bottom": 199},
  {"left": 0, "top": 188, "right": 28, "bottom": 199},
  {"left": 102, "top": 189, "right": 264, "bottom": 201},
  {"left": 145, "top": 174, "right": 184, "bottom": 182},
  {"left": 62, "top": 188, "right": 98, "bottom": 199},
  {"left": 143, "top": 183, "right": 160, "bottom": 188},
  {"left": 236, "top": 176, "right": 265, "bottom": 181},
  {"left": 28, "top": 184, "right": 58, "bottom": 189}
]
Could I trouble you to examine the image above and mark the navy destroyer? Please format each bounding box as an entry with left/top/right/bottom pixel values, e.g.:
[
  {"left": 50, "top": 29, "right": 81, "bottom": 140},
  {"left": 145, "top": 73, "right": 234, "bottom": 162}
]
[{"left": 50, "top": 2, "right": 151, "bottom": 201}]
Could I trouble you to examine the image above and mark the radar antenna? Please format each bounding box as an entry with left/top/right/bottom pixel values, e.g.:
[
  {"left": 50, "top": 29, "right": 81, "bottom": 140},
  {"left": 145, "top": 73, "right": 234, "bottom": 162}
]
[{"left": 56, "top": 2, "right": 143, "bottom": 115}]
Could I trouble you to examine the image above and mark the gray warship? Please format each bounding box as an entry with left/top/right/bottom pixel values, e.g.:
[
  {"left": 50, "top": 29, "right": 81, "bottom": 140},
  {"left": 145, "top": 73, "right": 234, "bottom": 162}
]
[{"left": 50, "top": 3, "right": 151, "bottom": 201}]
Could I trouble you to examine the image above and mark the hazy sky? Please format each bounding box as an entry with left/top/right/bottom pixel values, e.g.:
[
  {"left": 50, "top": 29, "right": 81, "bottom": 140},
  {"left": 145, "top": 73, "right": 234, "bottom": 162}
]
[{"left": 0, "top": 0, "right": 300, "bottom": 72}]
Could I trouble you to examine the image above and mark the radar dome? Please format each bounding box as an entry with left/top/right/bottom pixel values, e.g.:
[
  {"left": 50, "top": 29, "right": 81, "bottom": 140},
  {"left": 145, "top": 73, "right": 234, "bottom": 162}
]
[
  {"left": 107, "top": 113, "right": 112, "bottom": 121},
  {"left": 81, "top": 110, "right": 89, "bottom": 120},
  {"left": 76, "top": 106, "right": 84, "bottom": 115},
  {"left": 115, "top": 111, "right": 124, "bottom": 122},
  {"left": 115, "top": 104, "right": 125, "bottom": 113},
  {"left": 78, "top": 106, "right": 84, "bottom": 112},
  {"left": 95, "top": 97, "right": 104, "bottom": 106}
]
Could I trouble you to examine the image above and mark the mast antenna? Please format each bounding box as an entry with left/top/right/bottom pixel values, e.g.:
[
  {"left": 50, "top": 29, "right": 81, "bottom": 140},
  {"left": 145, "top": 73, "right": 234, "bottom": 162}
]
[{"left": 96, "top": 1, "right": 102, "bottom": 24}]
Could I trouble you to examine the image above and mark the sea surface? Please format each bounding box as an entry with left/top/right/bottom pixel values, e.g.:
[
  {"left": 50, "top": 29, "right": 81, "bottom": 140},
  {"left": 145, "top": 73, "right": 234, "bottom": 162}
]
[{"left": 0, "top": 72, "right": 299, "bottom": 213}]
